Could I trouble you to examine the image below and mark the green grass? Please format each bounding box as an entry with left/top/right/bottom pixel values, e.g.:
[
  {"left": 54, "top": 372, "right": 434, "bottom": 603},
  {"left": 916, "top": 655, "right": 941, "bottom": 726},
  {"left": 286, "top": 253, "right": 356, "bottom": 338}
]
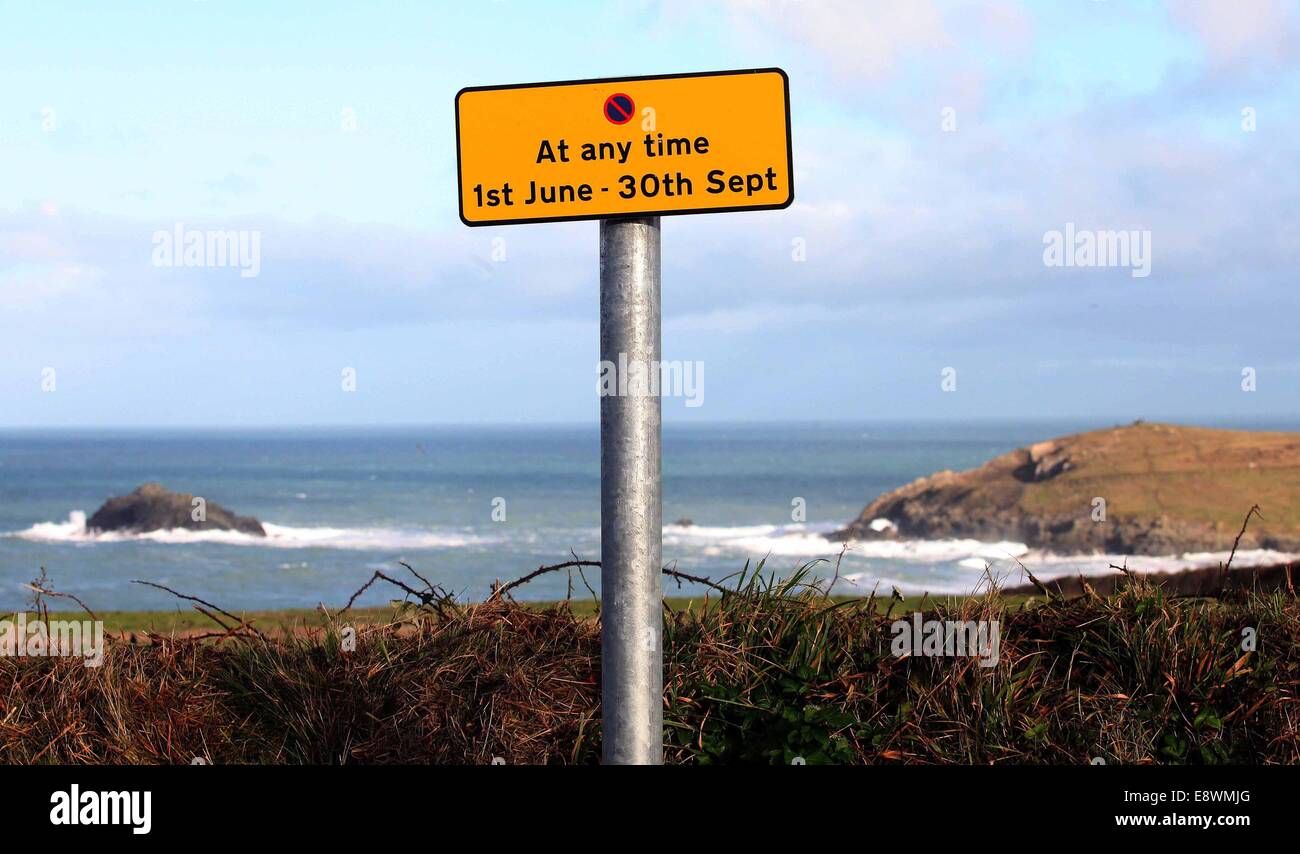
[
  {"left": 28, "top": 593, "right": 1024, "bottom": 634},
  {"left": 20, "top": 606, "right": 401, "bottom": 635}
]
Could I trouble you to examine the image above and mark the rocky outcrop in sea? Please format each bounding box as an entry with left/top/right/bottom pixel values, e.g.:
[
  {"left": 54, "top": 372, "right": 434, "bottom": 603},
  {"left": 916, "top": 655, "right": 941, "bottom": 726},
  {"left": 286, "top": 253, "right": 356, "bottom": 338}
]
[{"left": 87, "top": 483, "right": 266, "bottom": 536}]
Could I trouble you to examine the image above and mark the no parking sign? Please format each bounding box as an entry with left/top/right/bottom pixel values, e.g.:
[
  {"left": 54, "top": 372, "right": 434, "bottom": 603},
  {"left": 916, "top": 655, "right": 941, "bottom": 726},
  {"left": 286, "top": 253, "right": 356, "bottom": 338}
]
[{"left": 455, "top": 68, "right": 793, "bottom": 226}]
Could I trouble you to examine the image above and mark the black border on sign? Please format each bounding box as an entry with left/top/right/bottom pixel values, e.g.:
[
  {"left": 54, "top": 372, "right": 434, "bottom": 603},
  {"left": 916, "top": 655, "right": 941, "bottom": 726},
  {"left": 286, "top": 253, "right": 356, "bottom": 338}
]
[{"left": 453, "top": 67, "right": 794, "bottom": 227}]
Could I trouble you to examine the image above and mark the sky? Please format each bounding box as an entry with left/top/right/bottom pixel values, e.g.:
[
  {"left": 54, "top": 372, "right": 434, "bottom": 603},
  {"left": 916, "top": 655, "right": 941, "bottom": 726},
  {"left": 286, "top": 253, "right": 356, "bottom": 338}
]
[{"left": 1, "top": 0, "right": 1298, "bottom": 427}]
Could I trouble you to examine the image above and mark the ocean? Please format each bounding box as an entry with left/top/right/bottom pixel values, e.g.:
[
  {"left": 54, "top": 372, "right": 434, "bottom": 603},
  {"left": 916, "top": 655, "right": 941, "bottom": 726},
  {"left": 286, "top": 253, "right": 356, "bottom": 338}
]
[{"left": 1, "top": 420, "right": 1294, "bottom": 612}]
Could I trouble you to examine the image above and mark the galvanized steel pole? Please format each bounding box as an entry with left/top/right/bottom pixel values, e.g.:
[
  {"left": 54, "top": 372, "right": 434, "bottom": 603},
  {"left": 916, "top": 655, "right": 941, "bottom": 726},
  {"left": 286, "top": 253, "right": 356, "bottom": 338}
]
[{"left": 599, "top": 216, "right": 663, "bottom": 765}]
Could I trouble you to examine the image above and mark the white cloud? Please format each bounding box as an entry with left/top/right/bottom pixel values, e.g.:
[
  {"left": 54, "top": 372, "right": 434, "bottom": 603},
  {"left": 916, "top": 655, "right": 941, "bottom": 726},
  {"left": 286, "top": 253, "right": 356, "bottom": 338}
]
[
  {"left": 728, "top": 0, "right": 950, "bottom": 82},
  {"left": 0, "top": 227, "right": 70, "bottom": 262},
  {"left": 1167, "top": 0, "right": 1299, "bottom": 69},
  {"left": 0, "top": 262, "right": 104, "bottom": 311}
]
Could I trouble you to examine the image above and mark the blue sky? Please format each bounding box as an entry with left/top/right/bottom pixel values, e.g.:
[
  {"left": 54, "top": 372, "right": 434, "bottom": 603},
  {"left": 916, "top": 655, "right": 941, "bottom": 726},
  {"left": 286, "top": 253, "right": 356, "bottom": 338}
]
[{"left": 2, "top": 0, "right": 1298, "bottom": 426}]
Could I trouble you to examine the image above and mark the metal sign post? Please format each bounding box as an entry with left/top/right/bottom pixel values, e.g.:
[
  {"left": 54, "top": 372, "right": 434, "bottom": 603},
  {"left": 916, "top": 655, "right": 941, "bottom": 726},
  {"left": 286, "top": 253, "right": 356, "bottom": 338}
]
[{"left": 598, "top": 216, "right": 662, "bottom": 765}]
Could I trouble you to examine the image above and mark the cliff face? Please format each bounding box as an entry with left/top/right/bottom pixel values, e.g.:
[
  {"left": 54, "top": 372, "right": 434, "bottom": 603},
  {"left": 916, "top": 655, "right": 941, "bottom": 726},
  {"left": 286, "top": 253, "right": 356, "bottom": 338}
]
[{"left": 833, "top": 423, "right": 1300, "bottom": 555}]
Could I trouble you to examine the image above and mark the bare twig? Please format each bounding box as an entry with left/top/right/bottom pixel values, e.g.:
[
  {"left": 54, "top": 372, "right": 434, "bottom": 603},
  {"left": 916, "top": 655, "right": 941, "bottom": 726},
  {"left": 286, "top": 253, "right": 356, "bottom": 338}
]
[
  {"left": 491, "top": 560, "right": 601, "bottom": 601},
  {"left": 131, "top": 580, "right": 267, "bottom": 640},
  {"left": 1214, "top": 504, "right": 1264, "bottom": 597},
  {"left": 1224, "top": 505, "right": 1263, "bottom": 575},
  {"left": 661, "top": 566, "right": 730, "bottom": 595},
  {"left": 400, "top": 560, "right": 434, "bottom": 591},
  {"left": 572, "top": 549, "right": 599, "bottom": 605},
  {"left": 342, "top": 569, "right": 453, "bottom": 618},
  {"left": 1009, "top": 554, "right": 1053, "bottom": 599},
  {"left": 191, "top": 605, "right": 235, "bottom": 633},
  {"left": 490, "top": 558, "right": 731, "bottom": 601},
  {"left": 22, "top": 573, "right": 98, "bottom": 622}
]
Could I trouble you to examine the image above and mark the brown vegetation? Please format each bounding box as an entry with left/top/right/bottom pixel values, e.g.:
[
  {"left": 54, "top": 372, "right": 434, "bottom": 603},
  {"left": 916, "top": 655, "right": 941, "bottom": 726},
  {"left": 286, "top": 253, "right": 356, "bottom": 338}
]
[{"left": 2, "top": 560, "right": 1296, "bottom": 765}]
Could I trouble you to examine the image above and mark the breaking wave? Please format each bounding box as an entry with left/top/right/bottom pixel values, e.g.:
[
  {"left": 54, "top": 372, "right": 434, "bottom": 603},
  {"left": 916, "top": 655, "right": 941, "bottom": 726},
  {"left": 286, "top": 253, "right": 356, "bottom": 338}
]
[
  {"left": 6, "top": 511, "right": 493, "bottom": 551},
  {"left": 663, "top": 520, "right": 1029, "bottom": 562},
  {"left": 11, "top": 513, "right": 1292, "bottom": 596}
]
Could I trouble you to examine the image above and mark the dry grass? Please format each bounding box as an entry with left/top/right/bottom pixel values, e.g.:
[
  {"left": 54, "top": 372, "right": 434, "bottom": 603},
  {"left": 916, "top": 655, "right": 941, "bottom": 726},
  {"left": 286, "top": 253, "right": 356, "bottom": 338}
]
[{"left": 1, "top": 560, "right": 1296, "bottom": 765}]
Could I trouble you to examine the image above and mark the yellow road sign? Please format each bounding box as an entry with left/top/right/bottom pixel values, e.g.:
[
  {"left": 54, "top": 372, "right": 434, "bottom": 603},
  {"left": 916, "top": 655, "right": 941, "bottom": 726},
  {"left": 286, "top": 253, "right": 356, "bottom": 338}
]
[{"left": 455, "top": 68, "right": 792, "bottom": 226}]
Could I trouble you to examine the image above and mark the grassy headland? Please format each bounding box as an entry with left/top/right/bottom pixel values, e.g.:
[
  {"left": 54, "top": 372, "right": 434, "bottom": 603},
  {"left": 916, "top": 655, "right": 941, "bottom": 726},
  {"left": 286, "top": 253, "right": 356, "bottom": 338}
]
[{"left": 836, "top": 422, "right": 1300, "bottom": 554}]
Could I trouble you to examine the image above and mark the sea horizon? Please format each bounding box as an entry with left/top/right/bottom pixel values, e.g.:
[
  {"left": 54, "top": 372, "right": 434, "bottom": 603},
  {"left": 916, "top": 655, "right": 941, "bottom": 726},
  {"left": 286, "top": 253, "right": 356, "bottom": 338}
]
[{"left": 7, "top": 414, "right": 1300, "bottom": 433}]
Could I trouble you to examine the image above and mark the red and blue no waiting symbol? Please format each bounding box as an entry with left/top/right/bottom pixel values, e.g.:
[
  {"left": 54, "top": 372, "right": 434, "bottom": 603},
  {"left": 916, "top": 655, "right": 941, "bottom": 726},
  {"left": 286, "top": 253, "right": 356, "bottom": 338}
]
[{"left": 603, "top": 92, "right": 635, "bottom": 125}]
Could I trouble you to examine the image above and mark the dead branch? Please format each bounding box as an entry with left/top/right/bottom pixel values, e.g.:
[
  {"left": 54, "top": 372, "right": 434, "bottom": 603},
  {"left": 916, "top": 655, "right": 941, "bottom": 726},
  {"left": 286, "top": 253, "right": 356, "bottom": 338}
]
[
  {"left": 491, "top": 560, "right": 601, "bottom": 601},
  {"left": 342, "top": 569, "right": 454, "bottom": 618},
  {"left": 661, "top": 566, "right": 730, "bottom": 594},
  {"left": 1009, "top": 554, "right": 1053, "bottom": 599},
  {"left": 131, "top": 580, "right": 267, "bottom": 640},
  {"left": 21, "top": 577, "right": 98, "bottom": 622},
  {"left": 1223, "top": 505, "right": 1263, "bottom": 581},
  {"left": 490, "top": 559, "right": 731, "bottom": 601}
]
